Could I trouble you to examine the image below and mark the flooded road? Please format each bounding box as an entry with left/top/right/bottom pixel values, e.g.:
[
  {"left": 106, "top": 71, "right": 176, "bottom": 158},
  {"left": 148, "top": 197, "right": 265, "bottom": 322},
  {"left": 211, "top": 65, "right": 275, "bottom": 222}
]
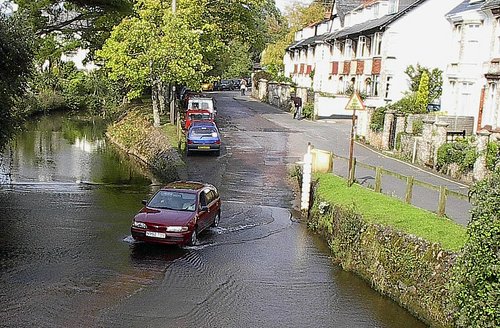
[{"left": 0, "top": 98, "right": 426, "bottom": 327}]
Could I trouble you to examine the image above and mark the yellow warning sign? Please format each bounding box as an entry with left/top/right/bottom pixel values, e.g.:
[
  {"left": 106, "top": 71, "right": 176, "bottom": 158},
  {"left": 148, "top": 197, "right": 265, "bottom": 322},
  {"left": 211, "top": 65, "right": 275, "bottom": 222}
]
[{"left": 345, "top": 92, "right": 365, "bottom": 110}]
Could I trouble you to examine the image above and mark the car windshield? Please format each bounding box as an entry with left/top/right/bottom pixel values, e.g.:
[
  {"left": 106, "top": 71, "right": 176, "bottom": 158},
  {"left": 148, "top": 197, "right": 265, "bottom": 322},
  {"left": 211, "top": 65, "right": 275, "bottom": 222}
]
[
  {"left": 189, "top": 113, "right": 211, "bottom": 120},
  {"left": 191, "top": 126, "right": 217, "bottom": 137},
  {"left": 148, "top": 191, "right": 197, "bottom": 211}
]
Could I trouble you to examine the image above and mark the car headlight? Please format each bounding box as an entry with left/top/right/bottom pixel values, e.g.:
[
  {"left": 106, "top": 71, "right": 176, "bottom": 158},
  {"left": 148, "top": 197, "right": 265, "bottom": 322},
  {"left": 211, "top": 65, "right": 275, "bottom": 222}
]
[
  {"left": 133, "top": 221, "right": 147, "bottom": 229},
  {"left": 166, "top": 226, "right": 188, "bottom": 232}
]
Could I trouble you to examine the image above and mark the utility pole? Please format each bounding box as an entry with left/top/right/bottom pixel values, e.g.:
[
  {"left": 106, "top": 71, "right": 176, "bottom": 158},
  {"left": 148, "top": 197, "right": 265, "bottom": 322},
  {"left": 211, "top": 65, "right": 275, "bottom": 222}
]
[{"left": 170, "top": 0, "right": 176, "bottom": 124}]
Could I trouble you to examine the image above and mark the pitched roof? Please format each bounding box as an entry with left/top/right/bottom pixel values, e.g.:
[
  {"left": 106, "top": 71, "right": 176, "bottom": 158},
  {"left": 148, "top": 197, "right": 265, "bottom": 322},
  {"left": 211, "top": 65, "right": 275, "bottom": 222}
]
[
  {"left": 447, "top": 0, "right": 485, "bottom": 16},
  {"left": 482, "top": 0, "right": 500, "bottom": 9},
  {"left": 325, "top": 0, "right": 426, "bottom": 41}
]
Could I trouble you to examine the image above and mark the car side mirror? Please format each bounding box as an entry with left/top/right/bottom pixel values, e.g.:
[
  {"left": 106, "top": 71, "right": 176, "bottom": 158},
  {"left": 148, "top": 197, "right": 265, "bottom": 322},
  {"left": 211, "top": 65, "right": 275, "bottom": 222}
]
[
  {"left": 142, "top": 199, "right": 148, "bottom": 205},
  {"left": 199, "top": 205, "right": 209, "bottom": 212}
]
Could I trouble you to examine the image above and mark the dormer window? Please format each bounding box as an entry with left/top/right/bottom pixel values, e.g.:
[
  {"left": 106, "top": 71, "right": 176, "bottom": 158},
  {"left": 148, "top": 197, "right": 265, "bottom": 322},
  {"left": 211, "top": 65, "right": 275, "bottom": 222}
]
[{"left": 389, "top": 0, "right": 399, "bottom": 14}]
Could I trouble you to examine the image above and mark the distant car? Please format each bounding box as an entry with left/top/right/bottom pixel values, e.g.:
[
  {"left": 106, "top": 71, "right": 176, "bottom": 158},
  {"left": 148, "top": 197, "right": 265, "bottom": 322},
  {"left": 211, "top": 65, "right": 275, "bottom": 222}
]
[
  {"left": 231, "top": 79, "right": 241, "bottom": 89},
  {"left": 201, "top": 82, "right": 214, "bottom": 91},
  {"left": 218, "top": 79, "right": 234, "bottom": 91},
  {"left": 131, "top": 181, "right": 221, "bottom": 246}
]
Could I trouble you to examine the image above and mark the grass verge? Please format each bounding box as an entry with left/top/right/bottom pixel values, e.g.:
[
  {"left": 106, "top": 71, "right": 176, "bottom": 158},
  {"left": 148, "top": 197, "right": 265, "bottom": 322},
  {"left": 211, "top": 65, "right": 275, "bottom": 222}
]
[{"left": 314, "top": 172, "right": 467, "bottom": 251}]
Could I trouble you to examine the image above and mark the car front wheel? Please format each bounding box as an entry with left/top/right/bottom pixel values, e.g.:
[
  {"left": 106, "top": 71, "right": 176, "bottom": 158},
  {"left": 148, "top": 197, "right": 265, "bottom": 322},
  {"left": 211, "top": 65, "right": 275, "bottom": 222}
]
[
  {"left": 189, "top": 229, "right": 198, "bottom": 246},
  {"left": 211, "top": 212, "right": 220, "bottom": 227}
]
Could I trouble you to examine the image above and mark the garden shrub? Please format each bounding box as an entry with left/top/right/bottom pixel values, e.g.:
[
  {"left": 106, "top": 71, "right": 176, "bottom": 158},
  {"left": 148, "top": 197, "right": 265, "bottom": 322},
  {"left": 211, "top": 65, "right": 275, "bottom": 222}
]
[
  {"left": 302, "top": 102, "right": 314, "bottom": 119},
  {"left": 370, "top": 106, "right": 386, "bottom": 132},
  {"left": 436, "top": 138, "right": 477, "bottom": 173},
  {"left": 451, "top": 167, "right": 500, "bottom": 327},
  {"left": 486, "top": 141, "right": 500, "bottom": 171},
  {"left": 412, "top": 117, "right": 423, "bottom": 135}
]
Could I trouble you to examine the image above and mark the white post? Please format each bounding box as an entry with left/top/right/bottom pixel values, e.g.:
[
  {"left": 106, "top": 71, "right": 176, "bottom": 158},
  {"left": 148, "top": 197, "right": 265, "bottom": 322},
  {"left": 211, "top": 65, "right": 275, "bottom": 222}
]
[{"left": 301, "top": 143, "right": 313, "bottom": 211}]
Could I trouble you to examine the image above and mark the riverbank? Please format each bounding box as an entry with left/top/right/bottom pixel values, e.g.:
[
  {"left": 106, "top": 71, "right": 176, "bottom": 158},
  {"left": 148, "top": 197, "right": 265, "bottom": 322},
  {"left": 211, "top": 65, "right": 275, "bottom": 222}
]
[
  {"left": 304, "top": 173, "right": 467, "bottom": 327},
  {"left": 105, "top": 106, "right": 187, "bottom": 182}
]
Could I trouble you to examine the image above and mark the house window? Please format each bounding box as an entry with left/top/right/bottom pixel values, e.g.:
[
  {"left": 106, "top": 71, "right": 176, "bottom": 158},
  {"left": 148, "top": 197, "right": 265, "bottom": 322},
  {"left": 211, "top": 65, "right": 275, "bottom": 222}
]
[
  {"left": 338, "top": 76, "right": 344, "bottom": 94},
  {"left": 371, "top": 75, "right": 380, "bottom": 97},
  {"left": 385, "top": 76, "right": 392, "bottom": 99},
  {"left": 344, "top": 39, "right": 353, "bottom": 59},
  {"left": 372, "top": 33, "right": 382, "bottom": 56},
  {"left": 388, "top": 0, "right": 399, "bottom": 14},
  {"left": 458, "top": 82, "right": 474, "bottom": 115},
  {"left": 336, "top": 41, "right": 344, "bottom": 57},
  {"left": 364, "top": 78, "right": 372, "bottom": 95},
  {"left": 293, "top": 64, "right": 298, "bottom": 74},
  {"left": 495, "top": 18, "right": 500, "bottom": 56},
  {"left": 357, "top": 36, "right": 366, "bottom": 58},
  {"left": 486, "top": 82, "right": 497, "bottom": 125},
  {"left": 355, "top": 75, "right": 362, "bottom": 91}
]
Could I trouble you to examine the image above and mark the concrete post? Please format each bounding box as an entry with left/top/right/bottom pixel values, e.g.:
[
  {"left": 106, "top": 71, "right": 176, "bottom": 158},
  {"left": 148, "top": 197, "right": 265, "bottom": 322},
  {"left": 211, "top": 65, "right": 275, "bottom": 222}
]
[
  {"left": 394, "top": 113, "right": 406, "bottom": 150},
  {"left": 433, "top": 121, "right": 449, "bottom": 166},
  {"left": 417, "top": 118, "right": 435, "bottom": 165},
  {"left": 301, "top": 144, "right": 313, "bottom": 211},
  {"left": 258, "top": 79, "right": 268, "bottom": 101},
  {"left": 381, "top": 110, "right": 395, "bottom": 150},
  {"left": 473, "top": 130, "right": 491, "bottom": 181}
]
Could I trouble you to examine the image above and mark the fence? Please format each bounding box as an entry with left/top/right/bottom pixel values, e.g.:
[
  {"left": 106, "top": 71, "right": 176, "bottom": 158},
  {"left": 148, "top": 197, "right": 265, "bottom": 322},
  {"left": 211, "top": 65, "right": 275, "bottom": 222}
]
[{"left": 327, "top": 153, "right": 469, "bottom": 218}]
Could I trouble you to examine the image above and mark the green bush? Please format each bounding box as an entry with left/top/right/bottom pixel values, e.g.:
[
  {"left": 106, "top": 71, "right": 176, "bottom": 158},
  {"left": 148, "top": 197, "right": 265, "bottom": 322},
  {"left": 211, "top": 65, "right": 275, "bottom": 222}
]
[
  {"left": 436, "top": 138, "right": 477, "bottom": 173},
  {"left": 486, "top": 141, "right": 500, "bottom": 171},
  {"left": 452, "top": 167, "right": 500, "bottom": 327},
  {"left": 370, "top": 106, "right": 386, "bottom": 132},
  {"left": 302, "top": 102, "right": 314, "bottom": 119},
  {"left": 412, "top": 118, "right": 423, "bottom": 135}
]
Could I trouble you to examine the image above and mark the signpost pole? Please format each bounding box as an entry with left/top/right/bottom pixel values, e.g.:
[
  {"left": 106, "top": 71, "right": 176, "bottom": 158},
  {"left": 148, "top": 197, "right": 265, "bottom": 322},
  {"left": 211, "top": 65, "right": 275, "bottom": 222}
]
[
  {"left": 348, "top": 106, "right": 356, "bottom": 186},
  {"left": 345, "top": 91, "right": 364, "bottom": 187}
]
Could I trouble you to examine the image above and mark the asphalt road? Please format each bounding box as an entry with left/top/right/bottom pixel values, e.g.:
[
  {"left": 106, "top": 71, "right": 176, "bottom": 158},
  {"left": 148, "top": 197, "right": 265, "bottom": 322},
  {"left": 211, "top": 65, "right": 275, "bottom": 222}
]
[
  {"left": 233, "top": 94, "right": 471, "bottom": 226},
  {"left": 0, "top": 96, "right": 426, "bottom": 327}
]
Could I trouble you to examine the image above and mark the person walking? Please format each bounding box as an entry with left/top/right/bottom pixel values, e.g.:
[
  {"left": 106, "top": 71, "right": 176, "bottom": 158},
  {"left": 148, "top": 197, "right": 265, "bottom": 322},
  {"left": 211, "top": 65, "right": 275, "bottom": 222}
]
[
  {"left": 240, "top": 78, "right": 247, "bottom": 96},
  {"left": 292, "top": 95, "right": 302, "bottom": 120}
]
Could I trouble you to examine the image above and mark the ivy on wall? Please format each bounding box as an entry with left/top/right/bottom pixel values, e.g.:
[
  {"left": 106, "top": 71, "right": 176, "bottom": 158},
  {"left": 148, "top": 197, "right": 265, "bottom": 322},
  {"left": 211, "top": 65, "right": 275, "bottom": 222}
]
[{"left": 451, "top": 168, "right": 500, "bottom": 327}]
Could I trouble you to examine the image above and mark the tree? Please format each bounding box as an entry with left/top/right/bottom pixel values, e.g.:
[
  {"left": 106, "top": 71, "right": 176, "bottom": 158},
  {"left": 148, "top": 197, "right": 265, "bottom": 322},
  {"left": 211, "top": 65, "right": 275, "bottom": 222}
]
[
  {"left": 452, "top": 168, "right": 500, "bottom": 327},
  {"left": 405, "top": 64, "right": 442, "bottom": 104},
  {"left": 260, "top": 1, "right": 326, "bottom": 79},
  {"left": 415, "top": 71, "right": 429, "bottom": 113},
  {"left": 14, "top": 0, "right": 133, "bottom": 58},
  {"left": 0, "top": 13, "right": 34, "bottom": 147},
  {"left": 97, "top": 0, "right": 209, "bottom": 126}
]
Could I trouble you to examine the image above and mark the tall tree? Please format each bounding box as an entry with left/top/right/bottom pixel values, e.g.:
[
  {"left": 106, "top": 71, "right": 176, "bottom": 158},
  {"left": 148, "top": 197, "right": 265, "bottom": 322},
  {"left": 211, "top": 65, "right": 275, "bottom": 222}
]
[
  {"left": 405, "top": 64, "right": 443, "bottom": 104},
  {"left": 261, "top": 1, "right": 326, "bottom": 78},
  {"left": 0, "top": 13, "right": 34, "bottom": 147},
  {"left": 14, "top": 0, "right": 133, "bottom": 58},
  {"left": 415, "top": 71, "right": 429, "bottom": 113},
  {"left": 97, "top": 0, "right": 209, "bottom": 126}
]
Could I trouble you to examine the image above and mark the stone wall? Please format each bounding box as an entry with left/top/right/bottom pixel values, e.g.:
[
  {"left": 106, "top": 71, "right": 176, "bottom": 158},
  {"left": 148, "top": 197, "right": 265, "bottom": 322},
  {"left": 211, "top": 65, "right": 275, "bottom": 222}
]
[
  {"left": 308, "top": 202, "right": 457, "bottom": 328},
  {"left": 267, "top": 82, "right": 292, "bottom": 110}
]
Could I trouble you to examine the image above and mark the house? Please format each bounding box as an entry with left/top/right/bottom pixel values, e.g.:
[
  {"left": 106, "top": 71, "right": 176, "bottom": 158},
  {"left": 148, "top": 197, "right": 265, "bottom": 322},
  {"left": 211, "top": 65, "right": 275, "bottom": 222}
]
[
  {"left": 285, "top": 0, "right": 463, "bottom": 136},
  {"left": 442, "top": 0, "right": 500, "bottom": 133}
]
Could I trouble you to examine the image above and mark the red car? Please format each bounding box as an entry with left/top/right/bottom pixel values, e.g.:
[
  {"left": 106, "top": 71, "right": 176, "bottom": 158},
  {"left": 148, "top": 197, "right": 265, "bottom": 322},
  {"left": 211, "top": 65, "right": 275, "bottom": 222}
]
[
  {"left": 131, "top": 181, "right": 221, "bottom": 246},
  {"left": 184, "top": 109, "right": 214, "bottom": 130}
]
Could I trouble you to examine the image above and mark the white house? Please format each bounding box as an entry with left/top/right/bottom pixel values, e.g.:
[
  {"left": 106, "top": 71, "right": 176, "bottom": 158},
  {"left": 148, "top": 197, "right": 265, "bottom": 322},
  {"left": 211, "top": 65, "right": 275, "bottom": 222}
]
[
  {"left": 442, "top": 0, "right": 500, "bottom": 133},
  {"left": 285, "top": 0, "right": 464, "bottom": 136}
]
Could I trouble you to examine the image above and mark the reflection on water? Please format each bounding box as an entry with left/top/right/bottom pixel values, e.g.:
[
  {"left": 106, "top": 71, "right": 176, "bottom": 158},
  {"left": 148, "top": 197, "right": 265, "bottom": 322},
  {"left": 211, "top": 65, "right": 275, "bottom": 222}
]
[{"left": 0, "top": 113, "right": 152, "bottom": 186}]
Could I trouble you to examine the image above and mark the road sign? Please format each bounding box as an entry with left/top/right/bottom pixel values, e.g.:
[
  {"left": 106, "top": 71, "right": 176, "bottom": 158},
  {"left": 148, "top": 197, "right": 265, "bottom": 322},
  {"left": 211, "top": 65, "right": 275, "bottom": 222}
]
[{"left": 345, "top": 92, "right": 365, "bottom": 110}]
